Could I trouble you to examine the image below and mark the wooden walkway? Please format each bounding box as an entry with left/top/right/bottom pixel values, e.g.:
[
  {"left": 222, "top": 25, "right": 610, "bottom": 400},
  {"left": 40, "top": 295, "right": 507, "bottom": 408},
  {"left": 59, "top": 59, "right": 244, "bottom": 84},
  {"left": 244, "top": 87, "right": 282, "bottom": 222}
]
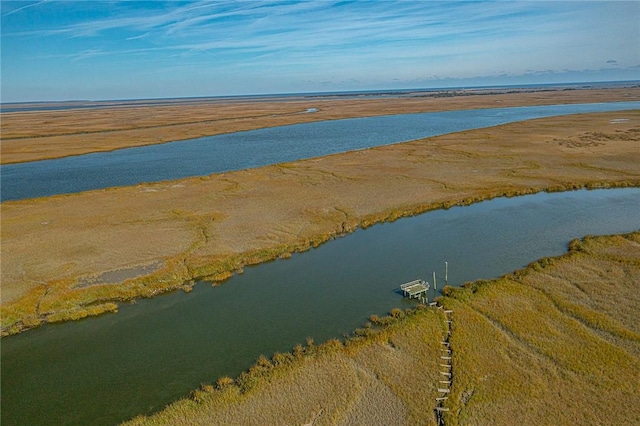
[
  {"left": 399, "top": 279, "right": 429, "bottom": 299},
  {"left": 435, "top": 304, "right": 454, "bottom": 425}
]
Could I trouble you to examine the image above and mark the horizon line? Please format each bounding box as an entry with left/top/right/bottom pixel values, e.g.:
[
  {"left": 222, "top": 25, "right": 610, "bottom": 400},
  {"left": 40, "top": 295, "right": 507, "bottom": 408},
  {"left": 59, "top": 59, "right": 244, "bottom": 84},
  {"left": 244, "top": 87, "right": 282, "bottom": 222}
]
[{"left": 3, "top": 79, "right": 639, "bottom": 107}]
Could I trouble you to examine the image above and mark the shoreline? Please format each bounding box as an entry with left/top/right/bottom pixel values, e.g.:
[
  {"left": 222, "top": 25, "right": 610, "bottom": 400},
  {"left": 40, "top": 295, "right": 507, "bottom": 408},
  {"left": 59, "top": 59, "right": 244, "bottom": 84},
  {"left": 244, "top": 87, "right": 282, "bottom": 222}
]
[
  {"left": 122, "top": 230, "right": 640, "bottom": 425},
  {"left": 2, "top": 107, "right": 639, "bottom": 335}
]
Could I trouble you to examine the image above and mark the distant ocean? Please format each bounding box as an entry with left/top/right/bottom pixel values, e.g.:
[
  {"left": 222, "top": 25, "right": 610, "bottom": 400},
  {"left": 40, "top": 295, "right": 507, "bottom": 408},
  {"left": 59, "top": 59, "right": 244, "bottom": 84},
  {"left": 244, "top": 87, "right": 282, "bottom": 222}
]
[{"left": 2, "top": 80, "right": 639, "bottom": 113}]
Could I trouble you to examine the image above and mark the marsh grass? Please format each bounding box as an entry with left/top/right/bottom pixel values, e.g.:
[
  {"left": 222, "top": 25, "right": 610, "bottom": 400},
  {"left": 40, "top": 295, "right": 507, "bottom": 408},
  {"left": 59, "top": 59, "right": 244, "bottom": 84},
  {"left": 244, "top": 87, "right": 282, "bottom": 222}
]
[
  {"left": 125, "top": 231, "right": 640, "bottom": 425},
  {"left": 442, "top": 231, "right": 640, "bottom": 425}
]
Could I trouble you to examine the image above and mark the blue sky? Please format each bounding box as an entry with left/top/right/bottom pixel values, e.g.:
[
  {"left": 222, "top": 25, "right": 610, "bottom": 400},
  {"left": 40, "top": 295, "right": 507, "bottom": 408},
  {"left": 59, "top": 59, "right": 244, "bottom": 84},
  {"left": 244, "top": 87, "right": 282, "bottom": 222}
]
[{"left": 2, "top": 1, "right": 639, "bottom": 102}]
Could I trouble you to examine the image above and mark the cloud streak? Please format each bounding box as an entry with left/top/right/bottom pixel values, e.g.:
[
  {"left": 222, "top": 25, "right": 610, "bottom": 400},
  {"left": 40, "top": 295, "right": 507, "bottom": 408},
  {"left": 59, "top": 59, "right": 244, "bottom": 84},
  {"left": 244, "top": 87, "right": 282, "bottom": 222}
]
[
  {"left": 1, "top": 0, "right": 51, "bottom": 17},
  {"left": 2, "top": 0, "right": 639, "bottom": 102},
  {"left": 1, "top": 2, "right": 563, "bottom": 53}
]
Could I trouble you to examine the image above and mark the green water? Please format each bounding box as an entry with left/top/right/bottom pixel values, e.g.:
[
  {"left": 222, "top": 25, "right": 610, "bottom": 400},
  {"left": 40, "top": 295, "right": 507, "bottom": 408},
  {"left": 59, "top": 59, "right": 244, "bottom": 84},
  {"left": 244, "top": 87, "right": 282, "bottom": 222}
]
[{"left": 1, "top": 188, "right": 639, "bottom": 425}]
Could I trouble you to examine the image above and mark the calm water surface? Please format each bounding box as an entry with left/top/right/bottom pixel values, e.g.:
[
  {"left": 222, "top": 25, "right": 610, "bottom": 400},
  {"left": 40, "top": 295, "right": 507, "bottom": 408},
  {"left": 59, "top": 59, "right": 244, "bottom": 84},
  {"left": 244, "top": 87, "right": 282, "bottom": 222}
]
[
  {"left": 1, "top": 188, "right": 639, "bottom": 425},
  {"left": 2, "top": 101, "right": 638, "bottom": 201}
]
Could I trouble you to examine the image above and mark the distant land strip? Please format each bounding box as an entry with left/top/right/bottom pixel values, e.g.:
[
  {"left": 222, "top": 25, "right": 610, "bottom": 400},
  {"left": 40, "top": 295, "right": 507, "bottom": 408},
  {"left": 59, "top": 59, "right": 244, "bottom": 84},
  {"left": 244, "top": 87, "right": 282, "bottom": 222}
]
[{"left": 0, "top": 109, "right": 308, "bottom": 141}]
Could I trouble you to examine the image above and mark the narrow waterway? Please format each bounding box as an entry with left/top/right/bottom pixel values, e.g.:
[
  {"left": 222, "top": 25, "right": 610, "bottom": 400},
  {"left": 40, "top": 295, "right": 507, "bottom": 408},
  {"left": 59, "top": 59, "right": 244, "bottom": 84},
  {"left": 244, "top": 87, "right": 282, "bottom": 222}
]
[
  {"left": 1, "top": 188, "right": 638, "bottom": 426},
  {"left": 2, "top": 101, "right": 638, "bottom": 201}
]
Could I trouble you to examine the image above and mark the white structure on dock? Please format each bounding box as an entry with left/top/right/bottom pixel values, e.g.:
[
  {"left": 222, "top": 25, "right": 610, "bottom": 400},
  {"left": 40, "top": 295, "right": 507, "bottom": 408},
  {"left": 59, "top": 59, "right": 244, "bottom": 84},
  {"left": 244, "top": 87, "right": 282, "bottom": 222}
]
[{"left": 399, "top": 279, "right": 429, "bottom": 299}]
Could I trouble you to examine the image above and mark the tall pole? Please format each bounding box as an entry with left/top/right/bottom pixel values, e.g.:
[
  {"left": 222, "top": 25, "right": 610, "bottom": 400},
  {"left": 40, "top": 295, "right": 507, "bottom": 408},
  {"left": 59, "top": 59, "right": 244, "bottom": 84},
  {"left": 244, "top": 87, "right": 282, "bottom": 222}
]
[
  {"left": 432, "top": 271, "right": 437, "bottom": 301},
  {"left": 445, "top": 261, "right": 448, "bottom": 285}
]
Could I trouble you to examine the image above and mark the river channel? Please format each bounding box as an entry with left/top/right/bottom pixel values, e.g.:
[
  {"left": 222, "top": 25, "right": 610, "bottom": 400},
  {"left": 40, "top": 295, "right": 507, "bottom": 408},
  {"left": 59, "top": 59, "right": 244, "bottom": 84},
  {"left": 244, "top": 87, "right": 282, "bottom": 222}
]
[
  {"left": 1, "top": 188, "right": 639, "bottom": 425},
  {"left": 2, "top": 101, "right": 639, "bottom": 201}
]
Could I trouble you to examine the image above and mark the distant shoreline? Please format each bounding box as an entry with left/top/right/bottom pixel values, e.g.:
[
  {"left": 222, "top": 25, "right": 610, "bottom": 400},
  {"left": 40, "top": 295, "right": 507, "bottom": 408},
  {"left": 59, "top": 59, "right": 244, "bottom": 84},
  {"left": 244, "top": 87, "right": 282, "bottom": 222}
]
[{"left": 2, "top": 80, "right": 639, "bottom": 113}]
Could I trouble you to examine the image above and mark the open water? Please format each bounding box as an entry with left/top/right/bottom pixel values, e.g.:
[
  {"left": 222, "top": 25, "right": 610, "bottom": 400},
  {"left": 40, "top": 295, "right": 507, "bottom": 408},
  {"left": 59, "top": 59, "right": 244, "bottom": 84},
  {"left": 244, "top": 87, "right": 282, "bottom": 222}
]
[
  {"left": 2, "top": 101, "right": 638, "bottom": 201},
  {"left": 1, "top": 188, "right": 638, "bottom": 425}
]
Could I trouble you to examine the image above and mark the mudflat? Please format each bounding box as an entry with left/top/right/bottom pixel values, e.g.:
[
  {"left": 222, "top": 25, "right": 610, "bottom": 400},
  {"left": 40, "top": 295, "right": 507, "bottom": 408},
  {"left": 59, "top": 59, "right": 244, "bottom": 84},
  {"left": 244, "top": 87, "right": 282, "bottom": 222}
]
[{"left": 1, "top": 89, "right": 640, "bottom": 334}]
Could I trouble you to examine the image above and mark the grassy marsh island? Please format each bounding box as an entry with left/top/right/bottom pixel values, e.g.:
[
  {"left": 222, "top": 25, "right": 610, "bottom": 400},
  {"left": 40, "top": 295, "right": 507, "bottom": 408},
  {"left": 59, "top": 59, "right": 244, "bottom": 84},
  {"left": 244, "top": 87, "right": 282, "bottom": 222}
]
[
  {"left": 1, "top": 91, "right": 640, "bottom": 335},
  {"left": 123, "top": 231, "right": 640, "bottom": 426}
]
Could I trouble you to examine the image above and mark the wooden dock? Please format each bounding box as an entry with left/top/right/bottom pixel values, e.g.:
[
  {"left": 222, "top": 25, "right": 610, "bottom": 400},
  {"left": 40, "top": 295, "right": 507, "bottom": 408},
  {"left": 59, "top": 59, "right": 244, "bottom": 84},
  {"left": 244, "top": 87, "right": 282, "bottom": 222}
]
[{"left": 399, "top": 279, "right": 429, "bottom": 299}]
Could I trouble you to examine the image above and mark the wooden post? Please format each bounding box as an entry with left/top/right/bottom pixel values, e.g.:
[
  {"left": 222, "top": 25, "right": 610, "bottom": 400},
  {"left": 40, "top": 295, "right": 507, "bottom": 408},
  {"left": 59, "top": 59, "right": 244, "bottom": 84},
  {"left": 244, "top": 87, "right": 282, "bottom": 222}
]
[
  {"left": 431, "top": 271, "right": 436, "bottom": 301},
  {"left": 433, "top": 272, "right": 438, "bottom": 299},
  {"left": 445, "top": 261, "right": 448, "bottom": 285}
]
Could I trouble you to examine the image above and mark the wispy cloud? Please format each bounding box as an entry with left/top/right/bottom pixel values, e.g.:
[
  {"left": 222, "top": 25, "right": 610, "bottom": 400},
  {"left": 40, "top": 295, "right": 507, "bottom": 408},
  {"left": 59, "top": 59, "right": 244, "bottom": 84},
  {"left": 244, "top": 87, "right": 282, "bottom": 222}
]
[
  {"left": 2, "top": 0, "right": 51, "bottom": 17},
  {"left": 4, "top": 1, "right": 552, "bottom": 53},
  {"left": 2, "top": 1, "right": 639, "bottom": 102}
]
